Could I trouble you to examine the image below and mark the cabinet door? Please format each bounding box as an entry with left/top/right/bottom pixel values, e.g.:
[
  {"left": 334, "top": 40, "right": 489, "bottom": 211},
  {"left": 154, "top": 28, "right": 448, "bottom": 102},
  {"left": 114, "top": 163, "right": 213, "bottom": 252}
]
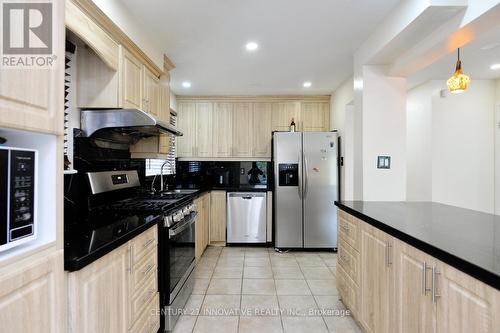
[
  {"left": 176, "top": 102, "right": 196, "bottom": 157},
  {"left": 159, "top": 82, "right": 171, "bottom": 123},
  {"left": 0, "top": 1, "right": 64, "bottom": 134},
  {"left": 271, "top": 102, "right": 300, "bottom": 131},
  {"left": 252, "top": 102, "right": 273, "bottom": 158},
  {"left": 209, "top": 191, "right": 227, "bottom": 245},
  {"left": 143, "top": 66, "right": 160, "bottom": 117},
  {"left": 232, "top": 103, "right": 253, "bottom": 157},
  {"left": 120, "top": 47, "right": 143, "bottom": 109},
  {"left": 213, "top": 103, "right": 233, "bottom": 157},
  {"left": 195, "top": 102, "right": 213, "bottom": 157},
  {"left": 194, "top": 196, "right": 204, "bottom": 260},
  {"left": 203, "top": 193, "right": 211, "bottom": 249},
  {"left": 0, "top": 250, "right": 64, "bottom": 333},
  {"left": 394, "top": 241, "right": 437, "bottom": 333},
  {"left": 301, "top": 102, "right": 330, "bottom": 132},
  {"left": 360, "top": 224, "right": 394, "bottom": 333},
  {"left": 68, "top": 244, "right": 128, "bottom": 333},
  {"left": 436, "top": 262, "right": 500, "bottom": 333}
]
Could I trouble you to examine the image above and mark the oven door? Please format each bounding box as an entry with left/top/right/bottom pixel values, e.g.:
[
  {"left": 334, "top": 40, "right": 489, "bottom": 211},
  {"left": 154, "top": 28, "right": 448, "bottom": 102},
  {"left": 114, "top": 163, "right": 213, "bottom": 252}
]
[{"left": 168, "top": 212, "right": 196, "bottom": 301}]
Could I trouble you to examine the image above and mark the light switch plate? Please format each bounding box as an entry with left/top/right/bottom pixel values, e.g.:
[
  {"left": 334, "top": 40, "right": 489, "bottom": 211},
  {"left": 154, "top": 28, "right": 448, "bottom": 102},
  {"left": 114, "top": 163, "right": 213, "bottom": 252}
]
[{"left": 377, "top": 156, "right": 391, "bottom": 169}]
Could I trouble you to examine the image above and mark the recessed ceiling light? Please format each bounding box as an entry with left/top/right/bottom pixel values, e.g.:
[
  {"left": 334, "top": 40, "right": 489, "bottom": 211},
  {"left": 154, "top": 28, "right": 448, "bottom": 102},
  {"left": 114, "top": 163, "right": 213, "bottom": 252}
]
[
  {"left": 490, "top": 63, "right": 500, "bottom": 70},
  {"left": 303, "top": 82, "right": 312, "bottom": 88},
  {"left": 182, "top": 81, "right": 191, "bottom": 88},
  {"left": 245, "top": 42, "right": 258, "bottom": 51}
]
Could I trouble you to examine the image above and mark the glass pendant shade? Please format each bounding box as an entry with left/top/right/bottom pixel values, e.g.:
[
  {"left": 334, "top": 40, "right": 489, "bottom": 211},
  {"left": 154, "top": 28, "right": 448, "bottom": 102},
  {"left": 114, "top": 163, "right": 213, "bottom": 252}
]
[{"left": 447, "top": 49, "right": 470, "bottom": 94}]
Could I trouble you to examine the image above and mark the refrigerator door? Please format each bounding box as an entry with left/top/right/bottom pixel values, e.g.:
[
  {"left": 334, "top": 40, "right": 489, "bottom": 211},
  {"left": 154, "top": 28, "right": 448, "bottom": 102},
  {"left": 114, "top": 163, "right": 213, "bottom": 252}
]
[
  {"left": 274, "top": 132, "right": 303, "bottom": 248},
  {"left": 303, "top": 132, "right": 338, "bottom": 248}
]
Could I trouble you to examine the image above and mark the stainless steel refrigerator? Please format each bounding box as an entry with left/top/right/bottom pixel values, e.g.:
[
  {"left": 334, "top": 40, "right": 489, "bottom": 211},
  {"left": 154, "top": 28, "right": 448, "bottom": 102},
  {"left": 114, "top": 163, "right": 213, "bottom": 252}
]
[{"left": 273, "top": 132, "right": 338, "bottom": 249}]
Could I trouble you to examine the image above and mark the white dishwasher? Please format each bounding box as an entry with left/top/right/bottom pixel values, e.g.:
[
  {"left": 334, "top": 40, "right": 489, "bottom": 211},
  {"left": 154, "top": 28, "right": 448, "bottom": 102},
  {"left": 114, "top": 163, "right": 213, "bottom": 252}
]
[{"left": 227, "top": 192, "right": 267, "bottom": 243}]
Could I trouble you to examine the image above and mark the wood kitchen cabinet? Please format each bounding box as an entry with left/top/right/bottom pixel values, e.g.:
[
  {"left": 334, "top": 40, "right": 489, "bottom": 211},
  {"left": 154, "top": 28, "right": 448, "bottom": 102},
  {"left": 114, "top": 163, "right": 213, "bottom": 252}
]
[
  {"left": 196, "top": 103, "right": 214, "bottom": 157},
  {"left": 143, "top": 66, "right": 161, "bottom": 117},
  {"left": 394, "top": 241, "right": 437, "bottom": 333},
  {"left": 271, "top": 102, "right": 301, "bottom": 131},
  {"left": 338, "top": 208, "right": 500, "bottom": 333},
  {"left": 232, "top": 103, "right": 253, "bottom": 157},
  {"left": 209, "top": 191, "right": 227, "bottom": 246},
  {"left": 120, "top": 47, "right": 143, "bottom": 109},
  {"left": 359, "top": 223, "right": 394, "bottom": 333},
  {"left": 177, "top": 102, "right": 197, "bottom": 157},
  {"left": 0, "top": 250, "right": 65, "bottom": 333},
  {"left": 68, "top": 225, "right": 159, "bottom": 333},
  {"left": 213, "top": 103, "right": 233, "bottom": 157},
  {"left": 253, "top": 102, "right": 273, "bottom": 158},
  {"left": 195, "top": 192, "right": 211, "bottom": 260},
  {"left": 0, "top": 1, "right": 64, "bottom": 134},
  {"left": 301, "top": 102, "right": 330, "bottom": 132}
]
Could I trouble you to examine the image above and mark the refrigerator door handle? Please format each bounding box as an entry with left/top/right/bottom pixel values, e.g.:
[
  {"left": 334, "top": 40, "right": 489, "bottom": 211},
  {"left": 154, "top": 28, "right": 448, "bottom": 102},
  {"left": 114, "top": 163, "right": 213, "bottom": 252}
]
[
  {"left": 304, "top": 155, "right": 309, "bottom": 198},
  {"left": 298, "top": 152, "right": 302, "bottom": 199}
]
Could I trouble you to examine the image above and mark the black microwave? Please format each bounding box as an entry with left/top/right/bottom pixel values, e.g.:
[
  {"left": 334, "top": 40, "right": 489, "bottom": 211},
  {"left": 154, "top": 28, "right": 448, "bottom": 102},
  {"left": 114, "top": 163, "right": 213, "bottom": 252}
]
[{"left": 0, "top": 147, "right": 37, "bottom": 252}]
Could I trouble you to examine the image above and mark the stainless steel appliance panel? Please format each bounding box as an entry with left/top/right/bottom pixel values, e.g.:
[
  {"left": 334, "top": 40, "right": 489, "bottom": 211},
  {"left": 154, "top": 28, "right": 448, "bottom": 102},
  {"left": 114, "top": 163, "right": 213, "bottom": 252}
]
[
  {"left": 274, "top": 132, "right": 303, "bottom": 248},
  {"left": 303, "top": 132, "right": 338, "bottom": 248},
  {"left": 227, "top": 192, "right": 267, "bottom": 243}
]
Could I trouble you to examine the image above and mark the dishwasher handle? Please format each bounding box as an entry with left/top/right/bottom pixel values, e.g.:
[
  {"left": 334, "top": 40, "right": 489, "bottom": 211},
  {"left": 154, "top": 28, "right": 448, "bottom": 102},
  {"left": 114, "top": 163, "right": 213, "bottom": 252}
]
[{"left": 227, "top": 192, "right": 266, "bottom": 199}]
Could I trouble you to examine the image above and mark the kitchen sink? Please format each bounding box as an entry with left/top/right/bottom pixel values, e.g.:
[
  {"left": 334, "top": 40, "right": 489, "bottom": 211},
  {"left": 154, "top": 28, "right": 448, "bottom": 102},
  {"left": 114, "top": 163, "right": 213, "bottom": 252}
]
[{"left": 162, "top": 189, "right": 199, "bottom": 195}]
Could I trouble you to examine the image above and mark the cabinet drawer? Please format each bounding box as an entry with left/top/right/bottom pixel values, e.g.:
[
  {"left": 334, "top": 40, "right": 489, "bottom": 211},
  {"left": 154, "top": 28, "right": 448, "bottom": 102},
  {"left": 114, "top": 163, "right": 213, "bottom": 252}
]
[
  {"left": 336, "top": 264, "right": 359, "bottom": 316},
  {"left": 338, "top": 237, "right": 360, "bottom": 285},
  {"left": 129, "top": 292, "right": 160, "bottom": 333},
  {"left": 131, "top": 226, "right": 158, "bottom": 265},
  {"left": 338, "top": 212, "right": 360, "bottom": 251},
  {"left": 129, "top": 272, "right": 158, "bottom": 327},
  {"left": 129, "top": 248, "right": 157, "bottom": 296}
]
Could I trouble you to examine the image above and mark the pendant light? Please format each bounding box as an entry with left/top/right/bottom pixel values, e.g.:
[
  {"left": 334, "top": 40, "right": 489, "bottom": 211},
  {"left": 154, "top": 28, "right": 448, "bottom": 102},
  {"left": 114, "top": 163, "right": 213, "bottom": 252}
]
[{"left": 446, "top": 48, "right": 470, "bottom": 94}]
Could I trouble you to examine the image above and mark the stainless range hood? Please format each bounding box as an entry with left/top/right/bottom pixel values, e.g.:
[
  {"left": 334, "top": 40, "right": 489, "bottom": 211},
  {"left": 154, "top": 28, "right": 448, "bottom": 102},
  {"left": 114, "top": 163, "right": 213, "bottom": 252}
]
[{"left": 80, "top": 109, "right": 183, "bottom": 144}]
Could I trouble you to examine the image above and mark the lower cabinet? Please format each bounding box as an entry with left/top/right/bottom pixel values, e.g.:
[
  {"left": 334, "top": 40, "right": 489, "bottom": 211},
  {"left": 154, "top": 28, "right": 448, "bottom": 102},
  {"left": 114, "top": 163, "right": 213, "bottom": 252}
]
[
  {"left": 337, "top": 210, "right": 500, "bottom": 333},
  {"left": 359, "top": 223, "right": 394, "bottom": 333},
  {"left": 68, "top": 225, "right": 159, "bottom": 333},
  {"left": 209, "top": 191, "right": 227, "bottom": 246},
  {"left": 195, "top": 192, "right": 211, "bottom": 260},
  {"left": 0, "top": 250, "right": 65, "bottom": 333}
]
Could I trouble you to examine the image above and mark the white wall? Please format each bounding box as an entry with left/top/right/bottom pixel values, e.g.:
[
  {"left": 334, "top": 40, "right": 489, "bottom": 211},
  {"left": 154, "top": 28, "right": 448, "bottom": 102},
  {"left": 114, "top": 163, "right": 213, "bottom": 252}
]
[
  {"left": 406, "top": 81, "right": 435, "bottom": 201},
  {"left": 91, "top": 0, "right": 164, "bottom": 68},
  {"left": 494, "top": 80, "right": 500, "bottom": 214},
  {"left": 407, "top": 80, "right": 497, "bottom": 214},
  {"left": 362, "top": 66, "right": 407, "bottom": 201}
]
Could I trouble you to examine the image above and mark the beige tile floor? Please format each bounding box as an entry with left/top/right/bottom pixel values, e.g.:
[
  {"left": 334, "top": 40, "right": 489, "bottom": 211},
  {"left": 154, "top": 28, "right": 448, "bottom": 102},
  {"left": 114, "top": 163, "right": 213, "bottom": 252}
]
[{"left": 173, "top": 246, "right": 362, "bottom": 333}]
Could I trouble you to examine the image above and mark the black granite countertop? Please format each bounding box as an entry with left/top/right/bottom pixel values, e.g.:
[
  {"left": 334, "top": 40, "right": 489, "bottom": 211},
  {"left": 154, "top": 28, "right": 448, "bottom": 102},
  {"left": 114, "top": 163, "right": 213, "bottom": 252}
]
[{"left": 335, "top": 201, "right": 500, "bottom": 290}]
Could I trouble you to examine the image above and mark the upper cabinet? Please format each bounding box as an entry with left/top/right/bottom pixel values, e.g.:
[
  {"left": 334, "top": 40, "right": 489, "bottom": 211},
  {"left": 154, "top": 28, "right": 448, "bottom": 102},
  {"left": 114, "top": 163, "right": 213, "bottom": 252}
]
[
  {"left": 143, "top": 66, "right": 161, "bottom": 117},
  {"left": 213, "top": 103, "right": 233, "bottom": 157},
  {"left": 232, "top": 103, "right": 253, "bottom": 157},
  {"left": 120, "top": 47, "right": 143, "bottom": 109},
  {"left": 301, "top": 102, "right": 330, "bottom": 132},
  {"left": 252, "top": 102, "right": 273, "bottom": 158},
  {"left": 0, "top": 1, "right": 64, "bottom": 134},
  {"left": 176, "top": 98, "right": 330, "bottom": 160}
]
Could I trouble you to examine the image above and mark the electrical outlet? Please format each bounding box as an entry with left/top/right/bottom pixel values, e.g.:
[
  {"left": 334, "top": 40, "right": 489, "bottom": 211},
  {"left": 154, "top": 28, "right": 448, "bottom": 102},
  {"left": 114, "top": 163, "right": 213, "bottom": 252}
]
[
  {"left": 377, "top": 156, "right": 391, "bottom": 169},
  {"left": 240, "top": 168, "right": 245, "bottom": 175}
]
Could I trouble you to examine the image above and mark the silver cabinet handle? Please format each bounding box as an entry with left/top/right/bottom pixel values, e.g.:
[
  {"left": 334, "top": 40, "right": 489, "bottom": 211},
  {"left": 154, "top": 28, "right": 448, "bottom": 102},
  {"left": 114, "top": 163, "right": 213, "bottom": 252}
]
[
  {"left": 422, "top": 261, "right": 432, "bottom": 295},
  {"left": 143, "top": 264, "right": 154, "bottom": 276},
  {"left": 341, "top": 224, "right": 350, "bottom": 232},
  {"left": 128, "top": 245, "right": 134, "bottom": 274},
  {"left": 432, "top": 265, "right": 441, "bottom": 303},
  {"left": 385, "top": 241, "right": 392, "bottom": 267},
  {"left": 143, "top": 238, "right": 155, "bottom": 249}
]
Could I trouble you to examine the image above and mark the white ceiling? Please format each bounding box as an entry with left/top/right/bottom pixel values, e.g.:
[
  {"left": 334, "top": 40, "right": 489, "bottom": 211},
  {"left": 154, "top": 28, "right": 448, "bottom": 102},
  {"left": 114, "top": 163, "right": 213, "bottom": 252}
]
[
  {"left": 120, "top": 0, "right": 401, "bottom": 96},
  {"left": 408, "top": 25, "right": 500, "bottom": 89}
]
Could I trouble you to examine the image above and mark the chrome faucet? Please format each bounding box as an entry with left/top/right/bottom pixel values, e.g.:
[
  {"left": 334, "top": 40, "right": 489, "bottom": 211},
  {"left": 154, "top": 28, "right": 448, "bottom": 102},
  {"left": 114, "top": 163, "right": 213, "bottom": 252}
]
[{"left": 160, "top": 159, "right": 174, "bottom": 192}]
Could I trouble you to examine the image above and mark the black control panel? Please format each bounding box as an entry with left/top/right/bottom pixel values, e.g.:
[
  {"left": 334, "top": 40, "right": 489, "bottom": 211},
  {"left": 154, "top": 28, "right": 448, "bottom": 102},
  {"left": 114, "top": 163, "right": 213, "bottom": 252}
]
[
  {"left": 111, "top": 174, "right": 129, "bottom": 185},
  {"left": 0, "top": 149, "right": 8, "bottom": 246},
  {"left": 278, "top": 164, "right": 299, "bottom": 186},
  {"left": 9, "top": 150, "right": 35, "bottom": 241}
]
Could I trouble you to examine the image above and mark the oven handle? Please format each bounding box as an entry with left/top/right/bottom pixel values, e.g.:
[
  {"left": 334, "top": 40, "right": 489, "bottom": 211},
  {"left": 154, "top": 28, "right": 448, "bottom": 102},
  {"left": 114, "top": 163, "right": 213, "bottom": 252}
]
[{"left": 169, "top": 212, "right": 198, "bottom": 239}]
